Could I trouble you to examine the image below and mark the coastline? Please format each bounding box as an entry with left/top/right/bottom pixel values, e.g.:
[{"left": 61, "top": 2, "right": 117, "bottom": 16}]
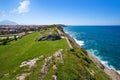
[
  {"left": 71, "top": 37, "right": 120, "bottom": 74},
  {"left": 61, "top": 27, "right": 120, "bottom": 80},
  {"left": 87, "top": 51, "right": 120, "bottom": 80}
]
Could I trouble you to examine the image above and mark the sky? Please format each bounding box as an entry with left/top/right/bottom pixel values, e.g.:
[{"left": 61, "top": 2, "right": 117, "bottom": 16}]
[{"left": 0, "top": 0, "right": 120, "bottom": 25}]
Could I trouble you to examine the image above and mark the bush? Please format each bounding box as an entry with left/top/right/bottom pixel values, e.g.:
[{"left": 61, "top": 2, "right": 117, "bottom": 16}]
[
  {"left": 70, "top": 48, "right": 74, "bottom": 52},
  {"left": 2, "top": 39, "right": 8, "bottom": 45},
  {"left": 14, "top": 35, "right": 18, "bottom": 40}
]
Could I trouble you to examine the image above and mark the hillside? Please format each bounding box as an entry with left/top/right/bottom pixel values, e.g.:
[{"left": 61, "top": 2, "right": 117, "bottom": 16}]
[
  {"left": 0, "top": 25, "right": 119, "bottom": 80},
  {"left": 0, "top": 20, "right": 18, "bottom": 25}
]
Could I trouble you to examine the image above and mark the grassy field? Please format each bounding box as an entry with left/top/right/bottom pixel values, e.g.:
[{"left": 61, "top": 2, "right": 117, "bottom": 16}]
[
  {"left": 0, "top": 27, "right": 111, "bottom": 80},
  {"left": 0, "top": 31, "right": 69, "bottom": 79}
]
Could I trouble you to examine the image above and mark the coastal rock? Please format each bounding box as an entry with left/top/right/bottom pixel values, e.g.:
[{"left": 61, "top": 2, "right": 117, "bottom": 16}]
[
  {"left": 87, "top": 52, "right": 120, "bottom": 80},
  {"left": 52, "top": 75, "right": 57, "bottom": 80},
  {"left": 20, "top": 55, "right": 44, "bottom": 68},
  {"left": 16, "top": 73, "right": 30, "bottom": 80}
]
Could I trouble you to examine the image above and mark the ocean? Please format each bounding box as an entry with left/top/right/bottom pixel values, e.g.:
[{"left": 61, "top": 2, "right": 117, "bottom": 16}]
[{"left": 63, "top": 26, "right": 120, "bottom": 73}]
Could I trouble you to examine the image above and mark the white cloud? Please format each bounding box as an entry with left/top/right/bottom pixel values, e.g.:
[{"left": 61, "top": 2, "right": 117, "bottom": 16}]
[
  {"left": 11, "top": 0, "right": 30, "bottom": 14},
  {"left": 18, "top": 0, "right": 30, "bottom": 13}
]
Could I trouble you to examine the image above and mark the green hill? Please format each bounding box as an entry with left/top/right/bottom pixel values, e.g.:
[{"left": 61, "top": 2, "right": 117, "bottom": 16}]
[{"left": 0, "top": 26, "right": 111, "bottom": 80}]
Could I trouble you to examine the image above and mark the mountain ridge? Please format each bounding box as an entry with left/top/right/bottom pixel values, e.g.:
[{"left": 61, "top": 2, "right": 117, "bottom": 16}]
[{"left": 0, "top": 20, "right": 18, "bottom": 25}]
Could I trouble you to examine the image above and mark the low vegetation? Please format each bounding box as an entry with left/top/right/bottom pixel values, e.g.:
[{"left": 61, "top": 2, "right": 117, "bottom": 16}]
[{"left": 0, "top": 26, "right": 111, "bottom": 80}]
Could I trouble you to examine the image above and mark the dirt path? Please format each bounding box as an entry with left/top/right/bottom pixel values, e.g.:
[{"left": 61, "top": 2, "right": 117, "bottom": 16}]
[{"left": 65, "top": 37, "right": 73, "bottom": 49}]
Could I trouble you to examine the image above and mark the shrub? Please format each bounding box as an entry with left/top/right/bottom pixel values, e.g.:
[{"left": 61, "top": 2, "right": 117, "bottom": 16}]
[
  {"left": 2, "top": 39, "right": 8, "bottom": 45},
  {"left": 14, "top": 35, "right": 18, "bottom": 40}
]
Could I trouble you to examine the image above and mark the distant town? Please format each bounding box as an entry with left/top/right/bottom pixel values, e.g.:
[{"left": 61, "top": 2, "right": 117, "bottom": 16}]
[
  {"left": 0, "top": 24, "right": 65, "bottom": 45},
  {"left": 0, "top": 25, "right": 48, "bottom": 35}
]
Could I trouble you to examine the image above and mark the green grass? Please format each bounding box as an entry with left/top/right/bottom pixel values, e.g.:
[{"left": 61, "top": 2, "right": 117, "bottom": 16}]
[
  {"left": 0, "top": 27, "right": 111, "bottom": 80},
  {"left": 0, "top": 31, "right": 69, "bottom": 75},
  {"left": 39, "top": 48, "right": 111, "bottom": 80}
]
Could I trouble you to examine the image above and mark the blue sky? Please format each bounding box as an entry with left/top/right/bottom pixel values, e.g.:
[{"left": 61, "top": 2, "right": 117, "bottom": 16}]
[{"left": 0, "top": 0, "right": 120, "bottom": 25}]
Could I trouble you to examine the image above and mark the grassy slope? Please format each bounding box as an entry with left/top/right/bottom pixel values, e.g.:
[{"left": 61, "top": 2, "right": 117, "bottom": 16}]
[
  {"left": 0, "top": 31, "right": 69, "bottom": 75},
  {"left": 0, "top": 27, "right": 111, "bottom": 80},
  {"left": 43, "top": 49, "right": 111, "bottom": 80}
]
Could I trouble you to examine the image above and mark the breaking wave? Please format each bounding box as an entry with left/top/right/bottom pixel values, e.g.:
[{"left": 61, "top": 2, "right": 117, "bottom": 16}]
[
  {"left": 87, "top": 49, "right": 120, "bottom": 74},
  {"left": 74, "top": 38, "right": 84, "bottom": 47},
  {"left": 64, "top": 30, "right": 84, "bottom": 47}
]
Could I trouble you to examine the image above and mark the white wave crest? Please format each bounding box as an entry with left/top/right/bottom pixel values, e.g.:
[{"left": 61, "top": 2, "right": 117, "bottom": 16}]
[
  {"left": 87, "top": 49, "right": 120, "bottom": 74},
  {"left": 74, "top": 39, "right": 84, "bottom": 47},
  {"left": 64, "top": 30, "right": 84, "bottom": 47}
]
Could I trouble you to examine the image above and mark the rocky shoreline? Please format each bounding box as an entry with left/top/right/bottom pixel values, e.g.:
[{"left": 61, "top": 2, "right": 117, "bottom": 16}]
[
  {"left": 87, "top": 52, "right": 120, "bottom": 80},
  {"left": 59, "top": 26, "right": 120, "bottom": 80}
]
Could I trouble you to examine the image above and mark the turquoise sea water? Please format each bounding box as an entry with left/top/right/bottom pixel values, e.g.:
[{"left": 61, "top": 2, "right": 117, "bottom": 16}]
[{"left": 64, "top": 26, "right": 120, "bottom": 73}]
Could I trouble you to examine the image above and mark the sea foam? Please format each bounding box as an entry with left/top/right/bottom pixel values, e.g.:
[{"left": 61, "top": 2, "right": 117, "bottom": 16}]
[
  {"left": 74, "top": 38, "right": 84, "bottom": 47},
  {"left": 87, "top": 49, "right": 120, "bottom": 74},
  {"left": 64, "top": 30, "right": 84, "bottom": 47}
]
